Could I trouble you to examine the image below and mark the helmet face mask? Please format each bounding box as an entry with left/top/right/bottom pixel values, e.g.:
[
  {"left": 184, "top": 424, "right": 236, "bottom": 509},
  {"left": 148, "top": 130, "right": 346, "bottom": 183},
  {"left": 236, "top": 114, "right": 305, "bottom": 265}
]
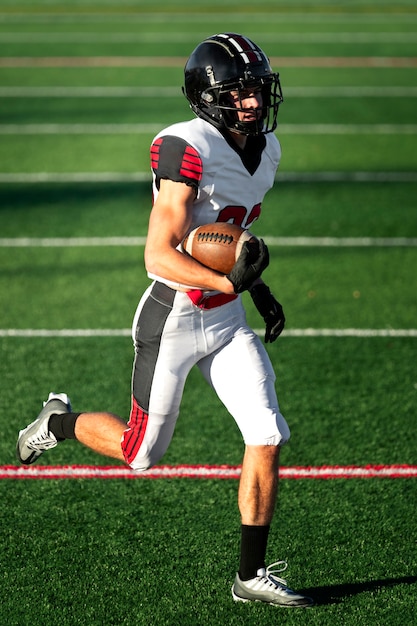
[
  {"left": 183, "top": 33, "right": 283, "bottom": 136},
  {"left": 213, "top": 75, "right": 281, "bottom": 135}
]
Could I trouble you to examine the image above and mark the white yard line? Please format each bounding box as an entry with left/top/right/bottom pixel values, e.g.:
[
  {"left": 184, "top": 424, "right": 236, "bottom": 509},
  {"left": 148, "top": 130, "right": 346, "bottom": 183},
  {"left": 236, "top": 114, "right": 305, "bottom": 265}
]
[
  {"left": 0, "top": 172, "right": 152, "bottom": 183},
  {"left": 0, "top": 123, "right": 163, "bottom": 134},
  {"left": 280, "top": 124, "right": 417, "bottom": 134},
  {"left": 0, "top": 86, "right": 182, "bottom": 97},
  {"left": 0, "top": 328, "right": 416, "bottom": 338},
  {"left": 0, "top": 12, "right": 416, "bottom": 23},
  {"left": 0, "top": 172, "right": 416, "bottom": 184},
  {"left": 0, "top": 32, "right": 416, "bottom": 44},
  {"left": 0, "top": 236, "right": 416, "bottom": 248},
  {"left": 1, "top": 123, "right": 416, "bottom": 134},
  {"left": 1, "top": 86, "right": 416, "bottom": 98},
  {"left": 263, "top": 237, "right": 417, "bottom": 247},
  {"left": 0, "top": 237, "right": 148, "bottom": 247}
]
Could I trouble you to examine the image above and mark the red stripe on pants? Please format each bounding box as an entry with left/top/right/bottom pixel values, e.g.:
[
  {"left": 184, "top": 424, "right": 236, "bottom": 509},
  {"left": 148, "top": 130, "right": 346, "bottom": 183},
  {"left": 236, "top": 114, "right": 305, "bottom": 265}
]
[{"left": 121, "top": 396, "right": 149, "bottom": 466}]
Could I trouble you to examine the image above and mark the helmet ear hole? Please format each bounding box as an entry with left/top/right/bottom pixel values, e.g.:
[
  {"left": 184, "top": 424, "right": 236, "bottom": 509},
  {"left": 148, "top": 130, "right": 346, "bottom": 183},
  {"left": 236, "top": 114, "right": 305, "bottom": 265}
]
[
  {"left": 183, "top": 33, "right": 283, "bottom": 136},
  {"left": 201, "top": 90, "right": 215, "bottom": 104}
]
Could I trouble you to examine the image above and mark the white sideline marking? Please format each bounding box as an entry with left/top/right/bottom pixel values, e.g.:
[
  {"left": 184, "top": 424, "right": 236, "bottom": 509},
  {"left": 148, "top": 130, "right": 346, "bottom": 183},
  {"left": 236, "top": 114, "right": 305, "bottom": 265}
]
[
  {"left": 0, "top": 329, "right": 416, "bottom": 338},
  {"left": 1, "top": 123, "right": 416, "bottom": 134},
  {"left": 0, "top": 236, "right": 416, "bottom": 248},
  {"left": 0, "top": 172, "right": 416, "bottom": 184},
  {"left": 2, "top": 86, "right": 416, "bottom": 98},
  {"left": 1, "top": 464, "right": 417, "bottom": 480}
]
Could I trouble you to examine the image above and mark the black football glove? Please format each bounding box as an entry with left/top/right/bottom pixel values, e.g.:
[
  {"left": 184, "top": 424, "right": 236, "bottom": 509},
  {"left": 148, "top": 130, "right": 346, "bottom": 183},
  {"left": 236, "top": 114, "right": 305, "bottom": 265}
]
[
  {"left": 249, "top": 283, "right": 285, "bottom": 343},
  {"left": 227, "top": 239, "right": 269, "bottom": 294}
]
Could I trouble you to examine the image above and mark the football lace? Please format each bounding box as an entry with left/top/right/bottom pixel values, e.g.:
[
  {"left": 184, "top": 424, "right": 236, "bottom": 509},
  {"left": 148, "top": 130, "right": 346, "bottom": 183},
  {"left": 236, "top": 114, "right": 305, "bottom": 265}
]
[{"left": 196, "top": 231, "right": 234, "bottom": 245}]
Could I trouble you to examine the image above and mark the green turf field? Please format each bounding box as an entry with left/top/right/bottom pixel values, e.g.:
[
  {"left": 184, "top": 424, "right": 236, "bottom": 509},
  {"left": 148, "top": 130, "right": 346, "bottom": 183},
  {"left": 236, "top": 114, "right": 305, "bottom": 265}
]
[{"left": 1, "top": 2, "right": 416, "bottom": 625}]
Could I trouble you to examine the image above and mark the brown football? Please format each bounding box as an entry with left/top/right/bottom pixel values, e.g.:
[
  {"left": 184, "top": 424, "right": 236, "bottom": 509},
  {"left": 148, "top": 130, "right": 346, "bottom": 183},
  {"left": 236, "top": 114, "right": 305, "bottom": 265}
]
[{"left": 182, "top": 223, "right": 258, "bottom": 274}]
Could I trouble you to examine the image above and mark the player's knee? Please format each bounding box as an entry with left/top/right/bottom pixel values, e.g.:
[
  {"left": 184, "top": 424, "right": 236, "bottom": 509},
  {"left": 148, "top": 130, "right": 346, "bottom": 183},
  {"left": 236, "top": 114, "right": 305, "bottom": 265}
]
[
  {"left": 126, "top": 456, "right": 153, "bottom": 472},
  {"left": 124, "top": 442, "right": 168, "bottom": 472},
  {"left": 268, "top": 409, "right": 290, "bottom": 445},
  {"left": 121, "top": 430, "right": 166, "bottom": 470},
  {"left": 242, "top": 410, "right": 290, "bottom": 446},
  {"left": 265, "top": 428, "right": 290, "bottom": 446}
]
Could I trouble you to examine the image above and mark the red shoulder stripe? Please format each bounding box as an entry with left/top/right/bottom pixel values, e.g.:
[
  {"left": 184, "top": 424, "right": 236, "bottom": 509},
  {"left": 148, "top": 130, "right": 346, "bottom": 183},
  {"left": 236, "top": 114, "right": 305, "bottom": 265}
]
[
  {"left": 150, "top": 137, "right": 163, "bottom": 170},
  {"left": 179, "top": 146, "right": 203, "bottom": 182}
]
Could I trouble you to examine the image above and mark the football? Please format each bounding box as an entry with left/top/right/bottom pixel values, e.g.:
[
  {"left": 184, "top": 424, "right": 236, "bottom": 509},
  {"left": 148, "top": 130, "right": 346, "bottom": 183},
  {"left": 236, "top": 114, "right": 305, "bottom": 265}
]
[{"left": 182, "top": 223, "right": 258, "bottom": 274}]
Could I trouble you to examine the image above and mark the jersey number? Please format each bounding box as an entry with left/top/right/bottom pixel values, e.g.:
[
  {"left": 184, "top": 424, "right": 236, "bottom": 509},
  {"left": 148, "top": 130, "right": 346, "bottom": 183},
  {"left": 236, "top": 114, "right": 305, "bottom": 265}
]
[{"left": 217, "top": 203, "right": 261, "bottom": 229}]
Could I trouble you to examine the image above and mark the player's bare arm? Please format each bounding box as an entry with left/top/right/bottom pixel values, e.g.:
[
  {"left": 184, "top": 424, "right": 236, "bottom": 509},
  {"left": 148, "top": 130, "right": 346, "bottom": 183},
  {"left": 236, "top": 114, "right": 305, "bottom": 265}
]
[{"left": 144, "top": 178, "right": 235, "bottom": 294}]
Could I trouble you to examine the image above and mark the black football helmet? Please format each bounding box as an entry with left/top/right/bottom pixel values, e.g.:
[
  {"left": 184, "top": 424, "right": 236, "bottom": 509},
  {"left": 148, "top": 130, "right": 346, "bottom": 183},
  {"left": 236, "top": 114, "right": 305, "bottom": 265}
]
[{"left": 183, "top": 33, "right": 283, "bottom": 136}]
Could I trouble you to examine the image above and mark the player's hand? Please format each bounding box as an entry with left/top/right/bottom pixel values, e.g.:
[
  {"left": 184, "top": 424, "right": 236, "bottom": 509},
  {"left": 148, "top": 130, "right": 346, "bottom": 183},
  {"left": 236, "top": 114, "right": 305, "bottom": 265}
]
[
  {"left": 227, "top": 239, "right": 269, "bottom": 293},
  {"left": 249, "top": 283, "right": 285, "bottom": 343}
]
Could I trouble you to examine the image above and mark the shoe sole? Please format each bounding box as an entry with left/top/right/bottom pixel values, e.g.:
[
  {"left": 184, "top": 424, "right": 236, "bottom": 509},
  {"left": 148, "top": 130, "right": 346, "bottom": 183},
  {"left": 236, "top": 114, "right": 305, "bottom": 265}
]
[{"left": 231, "top": 585, "right": 313, "bottom": 608}]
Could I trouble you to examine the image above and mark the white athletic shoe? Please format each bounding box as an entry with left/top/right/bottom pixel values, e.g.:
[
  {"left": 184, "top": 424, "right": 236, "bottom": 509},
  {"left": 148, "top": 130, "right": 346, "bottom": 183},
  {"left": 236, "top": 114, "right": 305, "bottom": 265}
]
[
  {"left": 16, "top": 392, "right": 71, "bottom": 465},
  {"left": 232, "top": 561, "right": 313, "bottom": 607}
]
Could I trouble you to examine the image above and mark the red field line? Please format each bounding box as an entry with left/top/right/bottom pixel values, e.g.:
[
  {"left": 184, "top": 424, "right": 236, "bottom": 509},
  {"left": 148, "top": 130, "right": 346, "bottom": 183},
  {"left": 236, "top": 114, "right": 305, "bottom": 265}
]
[
  {"left": 0, "top": 56, "right": 416, "bottom": 68},
  {"left": 1, "top": 464, "right": 416, "bottom": 480}
]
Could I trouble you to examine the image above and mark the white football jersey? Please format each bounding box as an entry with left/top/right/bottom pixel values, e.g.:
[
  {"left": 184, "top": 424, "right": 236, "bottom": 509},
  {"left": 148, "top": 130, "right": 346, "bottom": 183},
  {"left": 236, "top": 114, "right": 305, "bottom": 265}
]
[
  {"left": 148, "top": 117, "right": 281, "bottom": 288},
  {"left": 151, "top": 117, "right": 281, "bottom": 231}
]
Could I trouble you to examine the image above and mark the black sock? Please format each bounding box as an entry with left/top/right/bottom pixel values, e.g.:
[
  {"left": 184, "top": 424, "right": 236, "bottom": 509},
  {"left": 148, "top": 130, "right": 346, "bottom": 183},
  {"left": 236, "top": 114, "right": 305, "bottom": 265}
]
[
  {"left": 49, "top": 413, "right": 81, "bottom": 441},
  {"left": 238, "top": 524, "right": 270, "bottom": 581}
]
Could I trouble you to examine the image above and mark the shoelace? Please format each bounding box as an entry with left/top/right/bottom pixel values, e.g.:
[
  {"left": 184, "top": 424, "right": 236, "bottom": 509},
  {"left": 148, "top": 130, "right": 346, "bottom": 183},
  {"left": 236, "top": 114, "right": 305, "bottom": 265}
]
[
  {"left": 27, "top": 423, "right": 56, "bottom": 449},
  {"left": 264, "top": 561, "right": 289, "bottom": 588}
]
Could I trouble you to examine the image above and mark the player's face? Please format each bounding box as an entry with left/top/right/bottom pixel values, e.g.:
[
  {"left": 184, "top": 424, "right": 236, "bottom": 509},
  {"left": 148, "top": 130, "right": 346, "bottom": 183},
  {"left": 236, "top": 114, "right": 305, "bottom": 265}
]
[{"left": 229, "top": 87, "right": 263, "bottom": 123}]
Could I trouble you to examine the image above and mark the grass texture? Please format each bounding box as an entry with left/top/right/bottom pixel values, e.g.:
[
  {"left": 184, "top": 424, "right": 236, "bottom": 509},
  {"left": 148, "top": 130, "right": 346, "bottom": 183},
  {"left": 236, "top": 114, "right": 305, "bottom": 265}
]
[{"left": 1, "top": 2, "right": 416, "bottom": 625}]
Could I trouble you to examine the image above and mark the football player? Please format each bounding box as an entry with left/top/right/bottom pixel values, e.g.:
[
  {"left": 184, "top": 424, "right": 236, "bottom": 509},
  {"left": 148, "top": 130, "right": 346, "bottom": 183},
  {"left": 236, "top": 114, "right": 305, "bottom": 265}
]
[{"left": 17, "top": 33, "right": 313, "bottom": 608}]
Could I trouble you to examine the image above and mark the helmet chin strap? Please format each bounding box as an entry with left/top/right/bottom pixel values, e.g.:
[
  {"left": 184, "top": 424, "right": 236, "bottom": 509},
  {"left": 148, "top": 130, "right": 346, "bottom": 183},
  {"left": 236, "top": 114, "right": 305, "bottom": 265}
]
[
  {"left": 227, "top": 120, "right": 263, "bottom": 136},
  {"left": 220, "top": 103, "right": 265, "bottom": 136}
]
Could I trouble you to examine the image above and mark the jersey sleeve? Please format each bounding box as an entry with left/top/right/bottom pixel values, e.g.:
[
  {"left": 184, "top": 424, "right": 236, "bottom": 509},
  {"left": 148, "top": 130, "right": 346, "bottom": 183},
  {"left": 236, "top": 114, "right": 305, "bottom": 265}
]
[{"left": 150, "top": 135, "right": 203, "bottom": 192}]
